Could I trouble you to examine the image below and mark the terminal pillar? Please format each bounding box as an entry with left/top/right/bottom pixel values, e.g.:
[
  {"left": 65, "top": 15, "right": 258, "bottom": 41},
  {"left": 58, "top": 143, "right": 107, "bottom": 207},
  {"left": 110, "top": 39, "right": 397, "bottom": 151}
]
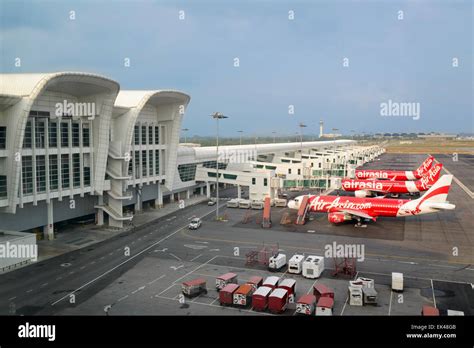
[
  {"left": 237, "top": 185, "right": 241, "bottom": 199},
  {"left": 186, "top": 189, "right": 191, "bottom": 199},
  {"left": 200, "top": 186, "right": 204, "bottom": 196},
  {"left": 96, "top": 195, "right": 104, "bottom": 226},
  {"left": 206, "top": 182, "right": 210, "bottom": 199},
  {"left": 170, "top": 193, "right": 175, "bottom": 202},
  {"left": 135, "top": 191, "right": 142, "bottom": 212},
  {"left": 43, "top": 200, "right": 54, "bottom": 240},
  {"left": 155, "top": 183, "right": 163, "bottom": 208}
]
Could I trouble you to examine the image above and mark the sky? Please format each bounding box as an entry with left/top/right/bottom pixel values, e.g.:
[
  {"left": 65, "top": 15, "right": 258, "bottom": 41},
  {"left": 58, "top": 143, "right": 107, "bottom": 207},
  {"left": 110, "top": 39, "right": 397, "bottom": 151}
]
[{"left": 0, "top": 0, "right": 472, "bottom": 137}]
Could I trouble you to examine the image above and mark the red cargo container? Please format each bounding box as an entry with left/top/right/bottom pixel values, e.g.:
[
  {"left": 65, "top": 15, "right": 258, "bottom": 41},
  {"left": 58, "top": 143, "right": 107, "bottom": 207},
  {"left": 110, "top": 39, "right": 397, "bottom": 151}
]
[
  {"left": 262, "top": 276, "right": 280, "bottom": 289},
  {"left": 296, "top": 294, "right": 316, "bottom": 315},
  {"left": 316, "top": 297, "right": 334, "bottom": 316},
  {"left": 279, "top": 279, "right": 296, "bottom": 302},
  {"left": 313, "top": 283, "right": 334, "bottom": 301},
  {"left": 216, "top": 272, "right": 238, "bottom": 290},
  {"left": 268, "top": 288, "right": 289, "bottom": 313},
  {"left": 246, "top": 276, "right": 263, "bottom": 290},
  {"left": 219, "top": 283, "right": 240, "bottom": 306},
  {"left": 233, "top": 284, "right": 255, "bottom": 306},
  {"left": 422, "top": 305, "right": 440, "bottom": 316},
  {"left": 182, "top": 278, "right": 207, "bottom": 297},
  {"left": 252, "top": 286, "right": 273, "bottom": 311}
]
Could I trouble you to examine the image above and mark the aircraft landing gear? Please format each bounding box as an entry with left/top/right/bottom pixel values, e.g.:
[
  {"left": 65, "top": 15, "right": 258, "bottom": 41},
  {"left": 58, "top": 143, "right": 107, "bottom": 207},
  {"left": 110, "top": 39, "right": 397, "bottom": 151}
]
[{"left": 354, "top": 217, "right": 367, "bottom": 228}]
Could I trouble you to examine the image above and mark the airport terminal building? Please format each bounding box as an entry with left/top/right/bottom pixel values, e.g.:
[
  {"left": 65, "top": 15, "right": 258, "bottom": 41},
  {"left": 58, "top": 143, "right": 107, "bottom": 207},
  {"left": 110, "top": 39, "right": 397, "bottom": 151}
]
[{"left": 0, "top": 72, "right": 362, "bottom": 237}]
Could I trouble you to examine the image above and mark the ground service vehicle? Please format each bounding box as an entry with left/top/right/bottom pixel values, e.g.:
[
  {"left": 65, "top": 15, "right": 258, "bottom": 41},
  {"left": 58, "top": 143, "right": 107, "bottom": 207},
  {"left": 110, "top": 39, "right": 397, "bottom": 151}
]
[
  {"left": 182, "top": 278, "right": 207, "bottom": 297},
  {"left": 219, "top": 283, "right": 239, "bottom": 306},
  {"left": 246, "top": 276, "right": 263, "bottom": 290},
  {"left": 296, "top": 294, "right": 316, "bottom": 315},
  {"left": 216, "top": 272, "right": 238, "bottom": 290},
  {"left": 302, "top": 255, "right": 325, "bottom": 278},
  {"left": 268, "top": 288, "right": 289, "bottom": 313},
  {"left": 233, "top": 284, "right": 255, "bottom": 306},
  {"left": 252, "top": 286, "right": 273, "bottom": 311},
  {"left": 278, "top": 278, "right": 297, "bottom": 303},
  {"left": 188, "top": 217, "right": 202, "bottom": 230},
  {"left": 288, "top": 254, "right": 304, "bottom": 274},
  {"left": 269, "top": 253, "right": 287, "bottom": 271},
  {"left": 262, "top": 276, "right": 280, "bottom": 289}
]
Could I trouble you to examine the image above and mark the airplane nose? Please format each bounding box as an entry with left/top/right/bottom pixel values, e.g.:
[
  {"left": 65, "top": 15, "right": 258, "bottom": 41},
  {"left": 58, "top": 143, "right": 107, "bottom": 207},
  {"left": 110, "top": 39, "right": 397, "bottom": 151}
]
[{"left": 288, "top": 200, "right": 296, "bottom": 209}]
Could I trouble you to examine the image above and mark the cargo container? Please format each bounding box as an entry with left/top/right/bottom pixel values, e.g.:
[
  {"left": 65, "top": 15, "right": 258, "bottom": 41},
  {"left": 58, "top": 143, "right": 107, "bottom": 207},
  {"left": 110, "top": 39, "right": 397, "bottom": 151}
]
[
  {"left": 279, "top": 278, "right": 297, "bottom": 303},
  {"left": 182, "top": 278, "right": 207, "bottom": 298},
  {"left": 392, "top": 272, "right": 404, "bottom": 292},
  {"left": 362, "top": 287, "right": 378, "bottom": 305},
  {"left": 252, "top": 286, "right": 273, "bottom": 311},
  {"left": 313, "top": 283, "right": 334, "bottom": 302},
  {"left": 356, "top": 277, "right": 375, "bottom": 289},
  {"left": 302, "top": 255, "right": 324, "bottom": 278},
  {"left": 316, "top": 297, "right": 334, "bottom": 316},
  {"left": 263, "top": 276, "right": 280, "bottom": 289},
  {"left": 216, "top": 272, "right": 238, "bottom": 290},
  {"left": 422, "top": 305, "right": 439, "bottom": 316},
  {"left": 288, "top": 254, "right": 304, "bottom": 274},
  {"left": 269, "top": 253, "right": 287, "bottom": 271},
  {"left": 296, "top": 294, "right": 316, "bottom": 315},
  {"left": 233, "top": 284, "right": 255, "bottom": 306},
  {"left": 246, "top": 276, "right": 263, "bottom": 290},
  {"left": 268, "top": 288, "right": 289, "bottom": 313},
  {"left": 219, "top": 283, "right": 240, "bottom": 306},
  {"left": 348, "top": 286, "right": 363, "bottom": 306}
]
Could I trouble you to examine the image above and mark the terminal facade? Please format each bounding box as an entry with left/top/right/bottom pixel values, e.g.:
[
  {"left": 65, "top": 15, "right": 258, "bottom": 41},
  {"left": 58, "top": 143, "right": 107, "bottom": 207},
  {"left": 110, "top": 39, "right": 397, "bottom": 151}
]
[{"left": 0, "top": 72, "right": 382, "bottom": 237}]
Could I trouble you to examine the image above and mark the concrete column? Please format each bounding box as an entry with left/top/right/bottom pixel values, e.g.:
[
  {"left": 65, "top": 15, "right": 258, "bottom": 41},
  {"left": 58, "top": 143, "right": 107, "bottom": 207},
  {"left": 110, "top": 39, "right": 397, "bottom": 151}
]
[
  {"left": 155, "top": 183, "right": 163, "bottom": 208},
  {"left": 43, "top": 200, "right": 54, "bottom": 240},
  {"left": 135, "top": 191, "right": 142, "bottom": 212},
  {"left": 200, "top": 186, "right": 204, "bottom": 196},
  {"left": 237, "top": 184, "right": 241, "bottom": 199},
  {"left": 186, "top": 189, "right": 191, "bottom": 199},
  {"left": 170, "top": 193, "right": 175, "bottom": 202},
  {"left": 96, "top": 195, "right": 104, "bottom": 226},
  {"left": 206, "top": 182, "right": 210, "bottom": 199}
]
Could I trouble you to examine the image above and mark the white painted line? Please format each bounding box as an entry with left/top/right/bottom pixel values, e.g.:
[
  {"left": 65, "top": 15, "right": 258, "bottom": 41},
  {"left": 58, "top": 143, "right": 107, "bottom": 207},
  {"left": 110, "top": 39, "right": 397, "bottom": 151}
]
[
  {"left": 210, "top": 297, "right": 219, "bottom": 305},
  {"left": 388, "top": 291, "right": 393, "bottom": 316},
  {"left": 148, "top": 275, "right": 165, "bottom": 285},
  {"left": 340, "top": 297, "right": 349, "bottom": 316},
  {"left": 41, "top": 283, "right": 48, "bottom": 287},
  {"left": 117, "top": 294, "right": 129, "bottom": 302},
  {"left": 26, "top": 289, "right": 33, "bottom": 293},
  {"left": 428, "top": 264, "right": 458, "bottom": 269},
  {"left": 169, "top": 253, "right": 182, "bottom": 261},
  {"left": 190, "top": 254, "right": 203, "bottom": 262},
  {"left": 69, "top": 271, "right": 75, "bottom": 275},
  {"left": 8, "top": 296, "right": 16, "bottom": 301},
  {"left": 91, "top": 261, "right": 96, "bottom": 265},
  {"left": 100, "top": 257, "right": 105, "bottom": 260},
  {"left": 80, "top": 266, "right": 85, "bottom": 270},
  {"left": 131, "top": 286, "right": 145, "bottom": 294},
  {"left": 431, "top": 279, "right": 437, "bottom": 308},
  {"left": 56, "top": 277, "right": 62, "bottom": 281},
  {"left": 170, "top": 265, "right": 184, "bottom": 271},
  {"left": 440, "top": 163, "right": 474, "bottom": 199}
]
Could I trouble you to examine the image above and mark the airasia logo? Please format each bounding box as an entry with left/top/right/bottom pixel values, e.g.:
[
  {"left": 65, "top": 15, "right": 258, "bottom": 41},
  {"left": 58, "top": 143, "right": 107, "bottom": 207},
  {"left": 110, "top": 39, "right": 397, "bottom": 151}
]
[
  {"left": 419, "top": 164, "right": 441, "bottom": 189},
  {"left": 309, "top": 196, "right": 372, "bottom": 211},
  {"left": 416, "top": 157, "right": 434, "bottom": 176},
  {"left": 356, "top": 171, "right": 389, "bottom": 179},
  {"left": 343, "top": 180, "right": 383, "bottom": 190}
]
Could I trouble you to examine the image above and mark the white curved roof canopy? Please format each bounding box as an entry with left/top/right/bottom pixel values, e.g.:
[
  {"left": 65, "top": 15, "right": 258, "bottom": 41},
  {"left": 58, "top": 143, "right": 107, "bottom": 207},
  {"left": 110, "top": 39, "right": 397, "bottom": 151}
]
[{"left": 115, "top": 90, "right": 190, "bottom": 109}]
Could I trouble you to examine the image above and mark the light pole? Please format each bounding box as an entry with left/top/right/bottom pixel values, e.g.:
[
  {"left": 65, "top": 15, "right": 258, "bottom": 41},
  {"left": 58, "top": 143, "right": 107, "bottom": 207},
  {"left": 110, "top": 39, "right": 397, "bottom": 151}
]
[
  {"left": 332, "top": 128, "right": 339, "bottom": 173},
  {"left": 181, "top": 128, "right": 189, "bottom": 144},
  {"left": 299, "top": 123, "right": 307, "bottom": 156},
  {"left": 272, "top": 131, "right": 276, "bottom": 143},
  {"left": 237, "top": 130, "right": 243, "bottom": 146},
  {"left": 211, "top": 112, "right": 228, "bottom": 221}
]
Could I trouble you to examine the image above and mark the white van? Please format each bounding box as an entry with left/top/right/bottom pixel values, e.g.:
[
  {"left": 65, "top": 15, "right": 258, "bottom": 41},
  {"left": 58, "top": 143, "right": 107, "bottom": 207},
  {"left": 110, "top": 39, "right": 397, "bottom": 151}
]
[
  {"left": 302, "top": 255, "right": 325, "bottom": 279},
  {"left": 268, "top": 253, "right": 287, "bottom": 271},
  {"left": 288, "top": 254, "right": 305, "bottom": 274}
]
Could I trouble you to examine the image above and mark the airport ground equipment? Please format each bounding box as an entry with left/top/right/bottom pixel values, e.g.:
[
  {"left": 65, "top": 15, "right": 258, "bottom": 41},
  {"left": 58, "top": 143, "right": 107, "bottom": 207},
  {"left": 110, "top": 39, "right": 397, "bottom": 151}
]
[
  {"left": 362, "top": 287, "right": 378, "bottom": 305},
  {"left": 348, "top": 286, "right": 363, "bottom": 306},
  {"left": 288, "top": 254, "right": 305, "bottom": 274},
  {"left": 316, "top": 297, "right": 334, "bottom": 315},
  {"left": 246, "top": 276, "right": 263, "bottom": 290},
  {"left": 391, "top": 272, "right": 404, "bottom": 292},
  {"left": 279, "top": 212, "right": 293, "bottom": 225},
  {"left": 262, "top": 276, "right": 280, "bottom": 289},
  {"left": 313, "top": 283, "right": 335, "bottom": 302},
  {"left": 295, "top": 195, "right": 310, "bottom": 225},
  {"left": 182, "top": 278, "right": 207, "bottom": 298},
  {"left": 356, "top": 277, "right": 375, "bottom": 288},
  {"left": 219, "top": 284, "right": 239, "bottom": 306},
  {"left": 245, "top": 244, "right": 279, "bottom": 266},
  {"left": 233, "top": 284, "right": 255, "bottom": 306},
  {"left": 296, "top": 294, "right": 316, "bottom": 315},
  {"left": 269, "top": 253, "right": 287, "bottom": 271},
  {"left": 332, "top": 257, "right": 357, "bottom": 278},
  {"left": 252, "top": 286, "right": 273, "bottom": 311},
  {"left": 278, "top": 278, "right": 297, "bottom": 303},
  {"left": 261, "top": 197, "right": 272, "bottom": 228},
  {"left": 302, "top": 255, "right": 325, "bottom": 278},
  {"left": 422, "top": 305, "right": 440, "bottom": 316},
  {"left": 274, "top": 198, "right": 287, "bottom": 207},
  {"left": 268, "top": 288, "right": 289, "bottom": 313},
  {"left": 216, "top": 272, "right": 238, "bottom": 290}
]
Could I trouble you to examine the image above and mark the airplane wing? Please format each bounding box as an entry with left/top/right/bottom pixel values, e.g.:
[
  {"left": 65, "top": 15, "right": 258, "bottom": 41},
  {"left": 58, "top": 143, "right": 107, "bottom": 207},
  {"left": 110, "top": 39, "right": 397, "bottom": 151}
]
[{"left": 335, "top": 208, "right": 377, "bottom": 221}]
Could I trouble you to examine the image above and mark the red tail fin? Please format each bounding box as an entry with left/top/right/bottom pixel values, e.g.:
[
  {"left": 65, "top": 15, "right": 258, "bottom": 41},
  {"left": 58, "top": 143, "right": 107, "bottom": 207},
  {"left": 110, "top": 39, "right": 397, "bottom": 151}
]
[
  {"left": 416, "top": 156, "right": 435, "bottom": 176},
  {"left": 419, "top": 163, "right": 443, "bottom": 189}
]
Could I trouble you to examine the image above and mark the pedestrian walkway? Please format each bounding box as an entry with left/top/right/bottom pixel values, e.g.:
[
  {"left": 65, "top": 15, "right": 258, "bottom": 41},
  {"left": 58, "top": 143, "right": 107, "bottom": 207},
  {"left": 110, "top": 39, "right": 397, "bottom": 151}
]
[{"left": 37, "top": 194, "right": 209, "bottom": 262}]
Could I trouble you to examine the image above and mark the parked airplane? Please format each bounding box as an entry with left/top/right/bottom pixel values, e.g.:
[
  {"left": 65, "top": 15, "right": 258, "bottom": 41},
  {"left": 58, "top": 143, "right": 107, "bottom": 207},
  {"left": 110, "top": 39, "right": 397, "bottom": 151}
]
[
  {"left": 287, "top": 175, "right": 455, "bottom": 226},
  {"left": 341, "top": 163, "right": 443, "bottom": 198},
  {"left": 355, "top": 156, "right": 434, "bottom": 180}
]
